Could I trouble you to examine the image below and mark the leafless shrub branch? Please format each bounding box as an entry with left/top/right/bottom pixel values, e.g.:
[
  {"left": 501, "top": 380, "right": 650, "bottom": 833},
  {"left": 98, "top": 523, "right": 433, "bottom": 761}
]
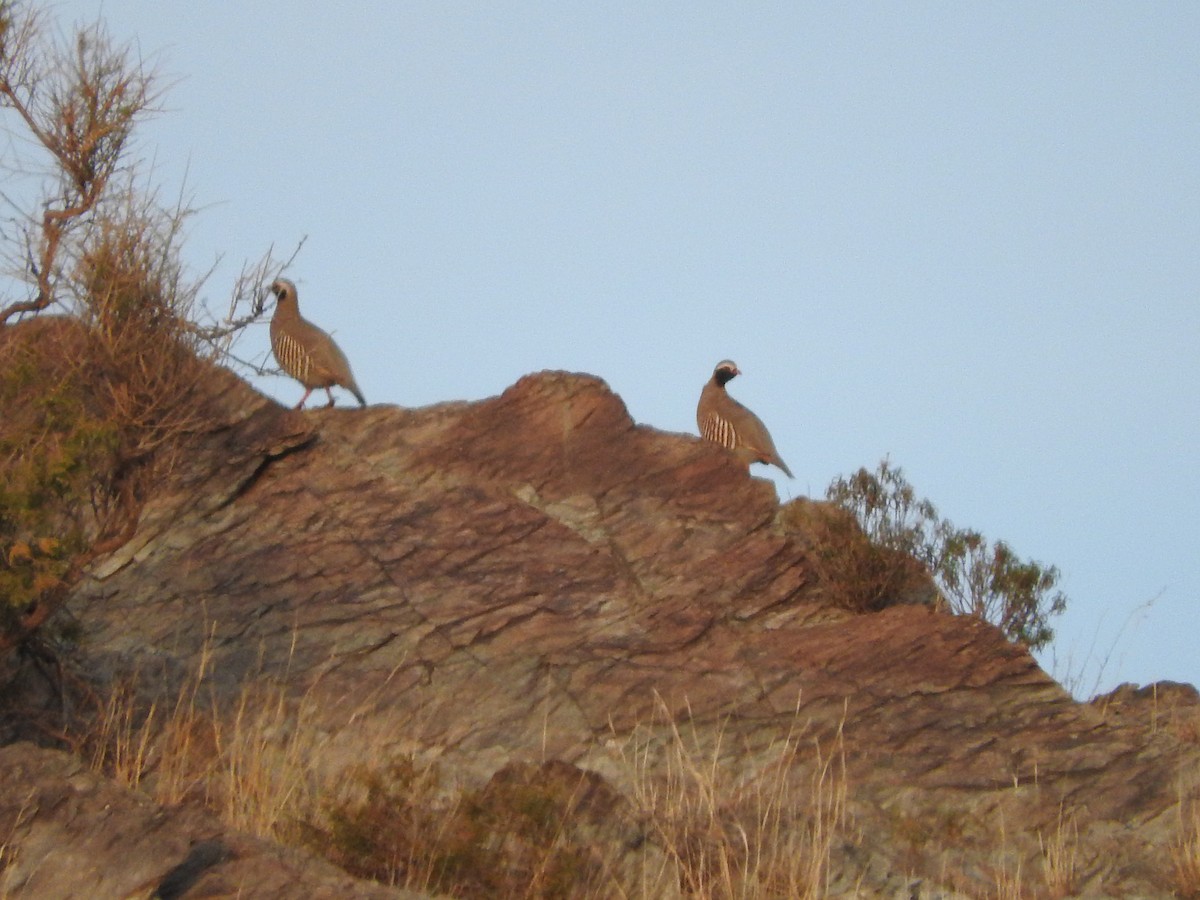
[{"left": 1, "top": 1, "right": 163, "bottom": 325}]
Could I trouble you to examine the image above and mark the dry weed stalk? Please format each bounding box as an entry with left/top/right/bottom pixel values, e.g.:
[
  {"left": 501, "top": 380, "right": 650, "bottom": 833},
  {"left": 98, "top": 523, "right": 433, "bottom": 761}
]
[{"left": 989, "top": 810, "right": 1025, "bottom": 900}]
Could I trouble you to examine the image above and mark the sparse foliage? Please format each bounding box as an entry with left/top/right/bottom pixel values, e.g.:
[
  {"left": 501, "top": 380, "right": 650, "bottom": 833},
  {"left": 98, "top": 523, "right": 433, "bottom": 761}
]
[
  {"left": 937, "top": 526, "right": 1067, "bottom": 652},
  {"left": 824, "top": 458, "right": 1066, "bottom": 650}
]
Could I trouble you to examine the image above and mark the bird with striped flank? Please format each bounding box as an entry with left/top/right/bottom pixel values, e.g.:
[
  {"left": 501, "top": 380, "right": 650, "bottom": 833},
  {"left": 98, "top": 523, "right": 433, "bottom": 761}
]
[
  {"left": 268, "top": 278, "right": 366, "bottom": 409},
  {"left": 697, "top": 359, "right": 793, "bottom": 478}
]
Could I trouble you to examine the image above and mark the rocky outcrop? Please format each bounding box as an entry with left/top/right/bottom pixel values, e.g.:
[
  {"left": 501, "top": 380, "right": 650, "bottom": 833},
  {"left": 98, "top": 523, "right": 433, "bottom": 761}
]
[
  {"left": 5, "top": 369, "right": 1197, "bottom": 896},
  {"left": 79, "top": 370, "right": 818, "bottom": 765}
]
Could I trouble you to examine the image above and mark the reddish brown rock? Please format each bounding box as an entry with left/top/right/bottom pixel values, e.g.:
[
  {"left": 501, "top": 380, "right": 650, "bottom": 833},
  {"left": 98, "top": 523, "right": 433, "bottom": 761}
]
[{"left": 8, "top": 369, "right": 1194, "bottom": 897}]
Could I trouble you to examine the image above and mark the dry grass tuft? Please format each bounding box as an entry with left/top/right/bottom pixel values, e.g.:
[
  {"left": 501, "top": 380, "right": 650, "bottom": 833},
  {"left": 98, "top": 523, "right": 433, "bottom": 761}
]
[
  {"left": 1038, "top": 804, "right": 1079, "bottom": 899},
  {"left": 614, "top": 693, "right": 850, "bottom": 899},
  {"left": 86, "top": 637, "right": 376, "bottom": 848},
  {"left": 988, "top": 812, "right": 1025, "bottom": 900},
  {"left": 1174, "top": 791, "right": 1200, "bottom": 899}
]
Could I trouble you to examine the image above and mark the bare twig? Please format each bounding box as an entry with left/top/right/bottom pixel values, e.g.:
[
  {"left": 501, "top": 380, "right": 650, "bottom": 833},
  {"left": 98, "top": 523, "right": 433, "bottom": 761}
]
[
  {"left": 190, "top": 236, "right": 306, "bottom": 377},
  {"left": 0, "top": 7, "right": 161, "bottom": 325}
]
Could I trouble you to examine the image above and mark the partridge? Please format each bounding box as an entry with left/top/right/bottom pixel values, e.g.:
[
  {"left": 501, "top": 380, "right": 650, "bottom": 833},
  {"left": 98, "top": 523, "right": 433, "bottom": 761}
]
[
  {"left": 697, "top": 359, "right": 793, "bottom": 477},
  {"left": 268, "top": 278, "right": 366, "bottom": 409}
]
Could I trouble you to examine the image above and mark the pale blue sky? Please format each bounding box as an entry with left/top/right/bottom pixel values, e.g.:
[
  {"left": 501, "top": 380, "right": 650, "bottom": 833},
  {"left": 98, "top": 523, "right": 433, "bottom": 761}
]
[{"left": 23, "top": 2, "right": 1200, "bottom": 696}]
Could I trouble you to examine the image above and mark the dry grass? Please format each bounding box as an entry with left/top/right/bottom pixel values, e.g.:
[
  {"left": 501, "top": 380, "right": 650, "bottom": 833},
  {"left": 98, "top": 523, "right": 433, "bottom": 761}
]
[
  {"left": 988, "top": 812, "right": 1024, "bottom": 900},
  {"left": 1173, "top": 789, "right": 1200, "bottom": 899},
  {"left": 89, "top": 639, "right": 218, "bottom": 801},
  {"left": 212, "top": 675, "right": 319, "bottom": 838},
  {"left": 1038, "top": 804, "right": 1079, "bottom": 899},
  {"left": 87, "top": 636, "right": 402, "bottom": 848},
  {"left": 306, "top": 691, "right": 855, "bottom": 898},
  {"left": 307, "top": 756, "right": 630, "bottom": 897},
  {"left": 0, "top": 790, "right": 37, "bottom": 900},
  {"left": 87, "top": 664, "right": 854, "bottom": 899},
  {"left": 613, "top": 693, "right": 850, "bottom": 899},
  {"left": 91, "top": 652, "right": 1200, "bottom": 899}
]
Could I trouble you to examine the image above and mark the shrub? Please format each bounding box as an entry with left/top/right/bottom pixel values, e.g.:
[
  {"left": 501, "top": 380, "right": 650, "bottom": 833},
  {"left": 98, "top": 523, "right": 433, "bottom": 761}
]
[
  {"left": 824, "top": 459, "right": 1066, "bottom": 650},
  {"left": 778, "top": 498, "right": 934, "bottom": 613},
  {"left": 0, "top": 2, "right": 260, "bottom": 665}
]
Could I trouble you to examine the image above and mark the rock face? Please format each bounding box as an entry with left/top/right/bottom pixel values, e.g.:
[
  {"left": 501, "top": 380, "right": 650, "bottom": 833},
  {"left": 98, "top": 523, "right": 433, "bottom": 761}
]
[{"left": 6, "top": 370, "right": 1197, "bottom": 896}]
